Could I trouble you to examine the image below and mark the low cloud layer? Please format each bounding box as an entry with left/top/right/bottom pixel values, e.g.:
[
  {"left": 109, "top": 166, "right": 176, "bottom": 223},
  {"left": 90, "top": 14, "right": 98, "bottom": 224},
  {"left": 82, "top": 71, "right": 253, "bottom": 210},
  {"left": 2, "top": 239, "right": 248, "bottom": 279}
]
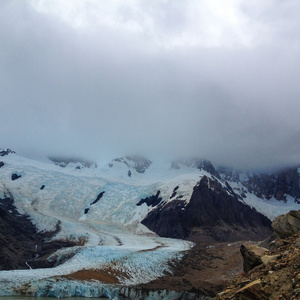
[{"left": 1, "top": 0, "right": 300, "bottom": 170}]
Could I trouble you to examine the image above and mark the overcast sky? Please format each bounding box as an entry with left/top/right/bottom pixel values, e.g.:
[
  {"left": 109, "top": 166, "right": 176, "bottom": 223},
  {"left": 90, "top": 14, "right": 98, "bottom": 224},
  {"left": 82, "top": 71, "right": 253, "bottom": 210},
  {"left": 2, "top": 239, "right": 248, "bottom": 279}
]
[{"left": 1, "top": 0, "right": 300, "bottom": 170}]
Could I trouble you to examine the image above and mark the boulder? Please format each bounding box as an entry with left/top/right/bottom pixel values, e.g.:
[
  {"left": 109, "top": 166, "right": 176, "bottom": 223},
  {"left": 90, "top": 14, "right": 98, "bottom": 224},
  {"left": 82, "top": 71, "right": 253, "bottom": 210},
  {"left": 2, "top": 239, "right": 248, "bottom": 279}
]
[
  {"left": 11, "top": 173, "right": 21, "bottom": 181},
  {"left": 261, "top": 254, "right": 280, "bottom": 266},
  {"left": 235, "top": 279, "right": 269, "bottom": 300},
  {"left": 240, "top": 244, "right": 268, "bottom": 273},
  {"left": 272, "top": 210, "right": 300, "bottom": 239}
]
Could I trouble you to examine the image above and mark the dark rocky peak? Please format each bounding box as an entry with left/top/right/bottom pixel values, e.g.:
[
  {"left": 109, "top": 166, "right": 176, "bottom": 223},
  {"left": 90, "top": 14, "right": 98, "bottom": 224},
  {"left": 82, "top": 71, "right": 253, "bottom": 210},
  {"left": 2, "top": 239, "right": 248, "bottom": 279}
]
[
  {"left": 275, "top": 166, "right": 300, "bottom": 200},
  {"left": 199, "top": 176, "right": 237, "bottom": 199},
  {"left": 142, "top": 175, "right": 272, "bottom": 243},
  {"left": 242, "top": 166, "right": 300, "bottom": 202},
  {"left": 197, "top": 159, "right": 221, "bottom": 179},
  {"left": 241, "top": 172, "right": 275, "bottom": 199},
  {"left": 0, "top": 148, "right": 16, "bottom": 156},
  {"left": 48, "top": 156, "right": 96, "bottom": 169}
]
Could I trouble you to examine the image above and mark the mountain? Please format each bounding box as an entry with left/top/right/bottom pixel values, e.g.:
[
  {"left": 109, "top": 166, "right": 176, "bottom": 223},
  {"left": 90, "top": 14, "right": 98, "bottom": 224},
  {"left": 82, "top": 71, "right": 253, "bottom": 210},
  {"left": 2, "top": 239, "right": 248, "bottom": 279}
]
[
  {"left": 217, "top": 166, "right": 300, "bottom": 220},
  {"left": 0, "top": 148, "right": 300, "bottom": 298},
  {"left": 142, "top": 175, "right": 272, "bottom": 243},
  {"left": 218, "top": 166, "right": 300, "bottom": 202}
]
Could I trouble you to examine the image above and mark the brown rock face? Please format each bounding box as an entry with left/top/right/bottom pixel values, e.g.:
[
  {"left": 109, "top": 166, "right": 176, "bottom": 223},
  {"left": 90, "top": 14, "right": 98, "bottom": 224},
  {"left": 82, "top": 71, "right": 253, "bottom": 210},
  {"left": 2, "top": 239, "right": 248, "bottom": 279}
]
[
  {"left": 240, "top": 244, "right": 268, "bottom": 273},
  {"left": 216, "top": 232, "right": 300, "bottom": 300},
  {"left": 235, "top": 279, "right": 269, "bottom": 300},
  {"left": 272, "top": 210, "right": 300, "bottom": 238},
  {"left": 217, "top": 209, "right": 300, "bottom": 300},
  {"left": 137, "top": 242, "right": 244, "bottom": 298}
]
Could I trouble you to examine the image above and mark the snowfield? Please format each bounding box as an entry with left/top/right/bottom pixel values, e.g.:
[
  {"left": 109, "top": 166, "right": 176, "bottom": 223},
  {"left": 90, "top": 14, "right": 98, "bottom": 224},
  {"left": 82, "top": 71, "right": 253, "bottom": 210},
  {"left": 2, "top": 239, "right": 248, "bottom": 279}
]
[{"left": 0, "top": 152, "right": 299, "bottom": 298}]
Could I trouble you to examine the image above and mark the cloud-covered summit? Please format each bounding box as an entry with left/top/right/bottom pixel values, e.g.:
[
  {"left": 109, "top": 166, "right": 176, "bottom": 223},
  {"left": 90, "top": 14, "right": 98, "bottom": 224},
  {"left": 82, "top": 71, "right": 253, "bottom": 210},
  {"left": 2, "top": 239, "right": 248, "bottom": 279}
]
[{"left": 1, "top": 0, "right": 300, "bottom": 170}]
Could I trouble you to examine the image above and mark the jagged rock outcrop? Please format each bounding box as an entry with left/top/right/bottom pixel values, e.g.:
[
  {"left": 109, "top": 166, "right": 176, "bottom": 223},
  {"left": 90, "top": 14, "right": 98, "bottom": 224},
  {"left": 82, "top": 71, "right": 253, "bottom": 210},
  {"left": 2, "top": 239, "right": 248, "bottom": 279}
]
[
  {"left": 0, "top": 148, "right": 15, "bottom": 156},
  {"left": 136, "top": 190, "right": 162, "bottom": 207},
  {"left": 217, "top": 209, "right": 300, "bottom": 300},
  {"left": 197, "top": 159, "right": 221, "bottom": 179},
  {"left": 11, "top": 173, "right": 21, "bottom": 180},
  {"left": 234, "top": 279, "right": 270, "bottom": 300},
  {"left": 142, "top": 176, "right": 273, "bottom": 243},
  {"left": 242, "top": 167, "right": 300, "bottom": 201},
  {"left": 240, "top": 244, "right": 268, "bottom": 273},
  {"left": 272, "top": 209, "right": 300, "bottom": 238},
  {"left": 216, "top": 232, "right": 300, "bottom": 300},
  {"left": 218, "top": 165, "right": 300, "bottom": 204},
  {"left": 90, "top": 191, "right": 105, "bottom": 205}
]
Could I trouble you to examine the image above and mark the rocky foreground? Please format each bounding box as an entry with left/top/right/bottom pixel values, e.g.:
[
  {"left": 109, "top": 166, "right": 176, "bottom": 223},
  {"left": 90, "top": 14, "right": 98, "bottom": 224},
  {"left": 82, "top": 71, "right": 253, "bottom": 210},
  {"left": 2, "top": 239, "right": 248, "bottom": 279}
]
[
  {"left": 130, "top": 209, "right": 300, "bottom": 300},
  {"left": 215, "top": 210, "right": 300, "bottom": 300},
  {"left": 136, "top": 241, "right": 243, "bottom": 298}
]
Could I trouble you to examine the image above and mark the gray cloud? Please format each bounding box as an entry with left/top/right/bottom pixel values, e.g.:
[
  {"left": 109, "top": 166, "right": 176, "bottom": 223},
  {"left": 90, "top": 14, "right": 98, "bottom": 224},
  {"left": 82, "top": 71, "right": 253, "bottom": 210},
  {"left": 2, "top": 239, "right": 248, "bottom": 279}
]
[{"left": 1, "top": 0, "right": 300, "bottom": 170}]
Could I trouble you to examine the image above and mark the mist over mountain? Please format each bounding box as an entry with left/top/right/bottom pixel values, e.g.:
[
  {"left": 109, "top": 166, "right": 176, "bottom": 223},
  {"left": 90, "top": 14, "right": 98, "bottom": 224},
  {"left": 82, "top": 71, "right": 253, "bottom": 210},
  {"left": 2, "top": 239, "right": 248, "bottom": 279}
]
[{"left": 1, "top": 1, "right": 300, "bottom": 171}]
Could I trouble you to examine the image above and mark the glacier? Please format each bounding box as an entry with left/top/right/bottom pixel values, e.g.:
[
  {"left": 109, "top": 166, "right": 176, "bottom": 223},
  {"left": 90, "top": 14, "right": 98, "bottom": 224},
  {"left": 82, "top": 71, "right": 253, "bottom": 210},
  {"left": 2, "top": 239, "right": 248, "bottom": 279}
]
[{"left": 0, "top": 153, "right": 197, "bottom": 298}]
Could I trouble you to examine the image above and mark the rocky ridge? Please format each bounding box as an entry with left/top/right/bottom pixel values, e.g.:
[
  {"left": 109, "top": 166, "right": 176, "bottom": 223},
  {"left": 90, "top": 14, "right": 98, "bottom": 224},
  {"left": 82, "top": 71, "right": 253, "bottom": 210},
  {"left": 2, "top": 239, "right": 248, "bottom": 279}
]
[
  {"left": 216, "top": 209, "right": 300, "bottom": 300},
  {"left": 142, "top": 175, "right": 273, "bottom": 243},
  {"left": 218, "top": 166, "right": 300, "bottom": 203},
  {"left": 0, "top": 148, "right": 15, "bottom": 156}
]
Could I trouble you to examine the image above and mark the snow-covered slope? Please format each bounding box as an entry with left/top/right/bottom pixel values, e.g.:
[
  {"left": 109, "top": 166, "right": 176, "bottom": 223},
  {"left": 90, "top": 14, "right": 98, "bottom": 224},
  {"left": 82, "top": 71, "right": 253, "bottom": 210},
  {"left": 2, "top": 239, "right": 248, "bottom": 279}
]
[{"left": 0, "top": 153, "right": 204, "bottom": 233}]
